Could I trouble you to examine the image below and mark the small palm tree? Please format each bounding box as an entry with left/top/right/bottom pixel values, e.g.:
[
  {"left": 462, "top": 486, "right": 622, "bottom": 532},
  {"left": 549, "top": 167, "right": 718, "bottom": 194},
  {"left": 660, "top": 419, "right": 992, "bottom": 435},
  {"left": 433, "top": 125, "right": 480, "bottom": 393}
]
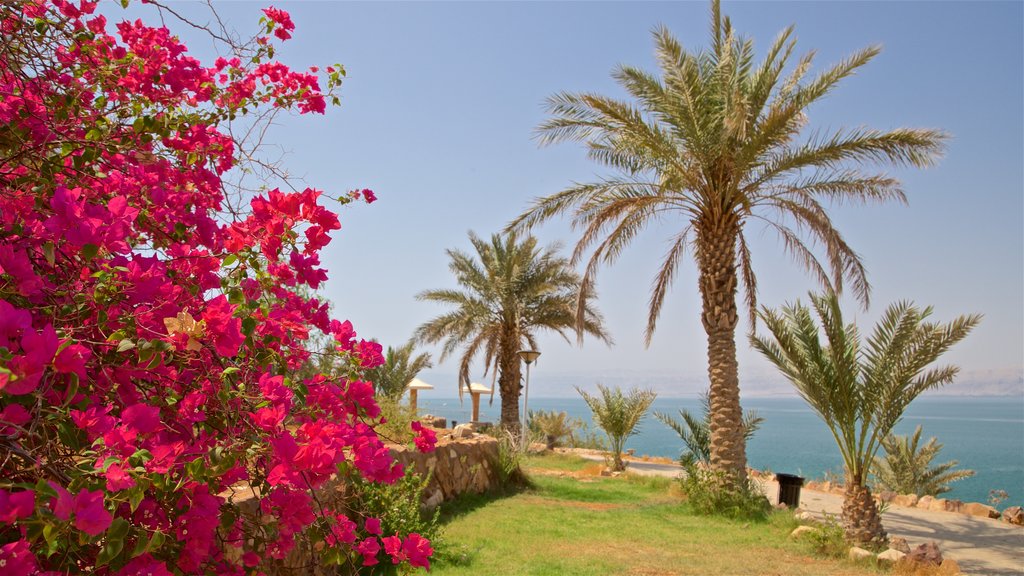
[
  {"left": 528, "top": 410, "right": 577, "bottom": 450},
  {"left": 364, "top": 341, "right": 433, "bottom": 400},
  {"left": 751, "top": 291, "right": 979, "bottom": 543},
  {"left": 508, "top": 0, "right": 947, "bottom": 486},
  {"left": 872, "top": 426, "right": 975, "bottom": 497},
  {"left": 655, "top": 391, "right": 763, "bottom": 468},
  {"left": 577, "top": 385, "right": 657, "bottom": 471},
  {"left": 415, "top": 232, "right": 611, "bottom": 431}
]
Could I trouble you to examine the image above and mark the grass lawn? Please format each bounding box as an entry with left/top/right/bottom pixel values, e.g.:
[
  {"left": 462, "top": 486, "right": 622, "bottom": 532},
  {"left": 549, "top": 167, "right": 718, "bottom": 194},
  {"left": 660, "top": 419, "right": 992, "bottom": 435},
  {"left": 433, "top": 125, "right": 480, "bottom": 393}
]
[{"left": 429, "top": 453, "right": 880, "bottom": 576}]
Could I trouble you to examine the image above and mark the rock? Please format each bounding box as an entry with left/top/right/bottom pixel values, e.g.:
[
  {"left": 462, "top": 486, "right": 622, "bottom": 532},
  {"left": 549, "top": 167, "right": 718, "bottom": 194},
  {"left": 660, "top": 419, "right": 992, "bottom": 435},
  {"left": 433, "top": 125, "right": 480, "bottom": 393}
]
[
  {"left": 916, "top": 495, "right": 935, "bottom": 510},
  {"left": 892, "top": 494, "right": 919, "bottom": 508},
  {"left": 889, "top": 537, "right": 911, "bottom": 554},
  {"left": 876, "top": 490, "right": 897, "bottom": 503},
  {"left": 790, "top": 525, "right": 820, "bottom": 539},
  {"left": 1002, "top": 505, "right": 1024, "bottom": 525},
  {"left": 908, "top": 541, "right": 943, "bottom": 566},
  {"left": 451, "top": 424, "right": 475, "bottom": 439},
  {"left": 848, "top": 546, "right": 874, "bottom": 561},
  {"left": 962, "top": 502, "right": 1000, "bottom": 519},
  {"left": 422, "top": 489, "right": 444, "bottom": 510},
  {"left": 420, "top": 414, "right": 446, "bottom": 429},
  {"left": 794, "top": 510, "right": 815, "bottom": 522},
  {"left": 600, "top": 468, "right": 612, "bottom": 477},
  {"left": 877, "top": 548, "right": 906, "bottom": 564},
  {"left": 937, "top": 558, "right": 962, "bottom": 575},
  {"left": 928, "top": 497, "right": 949, "bottom": 512}
]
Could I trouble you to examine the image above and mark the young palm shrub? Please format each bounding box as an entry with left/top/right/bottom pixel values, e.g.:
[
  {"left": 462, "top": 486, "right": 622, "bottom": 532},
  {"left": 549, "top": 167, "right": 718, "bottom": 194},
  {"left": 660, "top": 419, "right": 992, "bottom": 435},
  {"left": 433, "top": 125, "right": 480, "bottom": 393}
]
[
  {"left": 508, "top": 0, "right": 948, "bottom": 487},
  {"left": 751, "top": 292, "right": 979, "bottom": 544},
  {"left": 872, "top": 426, "right": 975, "bottom": 497},
  {"left": 655, "top": 391, "right": 764, "bottom": 467},
  {"left": 364, "top": 340, "right": 433, "bottom": 400},
  {"left": 415, "top": 232, "right": 611, "bottom": 432},
  {"left": 577, "top": 385, "right": 657, "bottom": 471},
  {"left": 528, "top": 410, "right": 577, "bottom": 450}
]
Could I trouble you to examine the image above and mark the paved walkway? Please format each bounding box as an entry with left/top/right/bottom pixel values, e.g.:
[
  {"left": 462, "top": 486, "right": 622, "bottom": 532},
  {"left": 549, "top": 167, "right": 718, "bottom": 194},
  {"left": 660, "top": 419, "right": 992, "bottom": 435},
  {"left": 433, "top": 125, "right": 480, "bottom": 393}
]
[{"left": 576, "top": 454, "right": 1024, "bottom": 575}]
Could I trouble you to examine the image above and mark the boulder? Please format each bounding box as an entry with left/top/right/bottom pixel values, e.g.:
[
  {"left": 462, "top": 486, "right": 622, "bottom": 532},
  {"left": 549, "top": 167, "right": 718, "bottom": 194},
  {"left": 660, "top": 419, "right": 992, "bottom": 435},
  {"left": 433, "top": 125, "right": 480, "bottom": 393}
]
[
  {"left": 916, "top": 495, "right": 935, "bottom": 510},
  {"left": 907, "top": 541, "right": 943, "bottom": 566},
  {"left": 848, "top": 546, "right": 874, "bottom": 561},
  {"left": 892, "top": 494, "right": 919, "bottom": 508},
  {"left": 794, "top": 510, "right": 815, "bottom": 522},
  {"left": 790, "top": 525, "right": 820, "bottom": 539},
  {"left": 451, "top": 424, "right": 475, "bottom": 439},
  {"left": 888, "top": 537, "right": 911, "bottom": 554},
  {"left": 928, "top": 497, "right": 949, "bottom": 512},
  {"left": 876, "top": 548, "right": 906, "bottom": 564},
  {"left": 420, "top": 414, "right": 446, "bottom": 429},
  {"left": 1002, "top": 505, "right": 1024, "bottom": 525},
  {"left": 962, "top": 502, "right": 1000, "bottom": 519},
  {"left": 876, "top": 490, "right": 897, "bottom": 503}
]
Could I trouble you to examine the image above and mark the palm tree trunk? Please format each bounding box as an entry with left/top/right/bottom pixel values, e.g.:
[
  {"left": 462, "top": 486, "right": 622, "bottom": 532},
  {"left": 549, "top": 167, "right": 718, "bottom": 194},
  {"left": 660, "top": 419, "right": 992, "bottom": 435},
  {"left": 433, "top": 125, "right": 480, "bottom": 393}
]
[
  {"left": 497, "top": 334, "right": 522, "bottom": 434},
  {"left": 696, "top": 217, "right": 747, "bottom": 484},
  {"left": 842, "top": 475, "right": 887, "bottom": 544}
]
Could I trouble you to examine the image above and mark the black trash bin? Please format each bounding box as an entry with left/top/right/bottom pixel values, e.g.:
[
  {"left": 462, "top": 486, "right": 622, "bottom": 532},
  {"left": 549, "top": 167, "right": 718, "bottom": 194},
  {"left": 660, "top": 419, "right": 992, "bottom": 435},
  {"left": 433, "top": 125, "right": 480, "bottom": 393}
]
[{"left": 776, "top": 473, "right": 804, "bottom": 508}]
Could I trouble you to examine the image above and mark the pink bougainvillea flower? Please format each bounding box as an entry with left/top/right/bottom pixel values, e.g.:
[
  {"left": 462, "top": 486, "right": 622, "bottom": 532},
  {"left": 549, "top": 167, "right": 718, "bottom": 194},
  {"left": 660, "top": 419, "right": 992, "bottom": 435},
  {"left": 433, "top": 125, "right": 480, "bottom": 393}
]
[
  {"left": 116, "top": 554, "right": 173, "bottom": 576},
  {"left": 53, "top": 342, "right": 90, "bottom": 378},
  {"left": 402, "top": 533, "right": 434, "bottom": 569},
  {"left": 0, "top": 539, "right": 38, "bottom": 575},
  {"left": 121, "top": 403, "right": 161, "bottom": 435},
  {"left": 261, "top": 6, "right": 294, "bottom": 40},
  {"left": 356, "top": 537, "right": 380, "bottom": 566},
  {"left": 361, "top": 188, "right": 377, "bottom": 204},
  {"left": 411, "top": 421, "right": 437, "bottom": 453},
  {"left": 70, "top": 404, "right": 115, "bottom": 440},
  {"left": 382, "top": 534, "right": 404, "bottom": 564},
  {"left": 48, "top": 482, "right": 73, "bottom": 521},
  {"left": 0, "top": 404, "right": 31, "bottom": 436},
  {"left": 72, "top": 489, "right": 113, "bottom": 535},
  {"left": 364, "top": 516, "right": 381, "bottom": 536},
  {"left": 104, "top": 463, "right": 135, "bottom": 491},
  {"left": 0, "top": 489, "right": 35, "bottom": 523},
  {"left": 201, "top": 295, "right": 244, "bottom": 357}
]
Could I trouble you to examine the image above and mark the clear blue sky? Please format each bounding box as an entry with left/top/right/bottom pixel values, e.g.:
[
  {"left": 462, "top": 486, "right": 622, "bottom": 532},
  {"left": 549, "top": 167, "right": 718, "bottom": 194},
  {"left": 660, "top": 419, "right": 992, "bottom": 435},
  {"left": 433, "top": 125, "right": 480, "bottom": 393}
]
[{"left": 138, "top": 1, "right": 1023, "bottom": 396}]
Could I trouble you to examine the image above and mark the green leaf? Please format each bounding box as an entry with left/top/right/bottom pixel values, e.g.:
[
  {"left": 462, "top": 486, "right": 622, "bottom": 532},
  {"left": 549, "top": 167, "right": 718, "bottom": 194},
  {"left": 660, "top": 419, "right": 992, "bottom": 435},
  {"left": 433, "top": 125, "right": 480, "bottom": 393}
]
[
  {"left": 220, "top": 366, "right": 240, "bottom": 379},
  {"left": 222, "top": 254, "right": 238, "bottom": 267},
  {"left": 81, "top": 243, "right": 99, "bottom": 261},
  {"left": 117, "top": 339, "right": 136, "bottom": 353},
  {"left": 241, "top": 317, "right": 257, "bottom": 336},
  {"left": 43, "top": 242, "right": 55, "bottom": 266},
  {"left": 95, "top": 518, "right": 130, "bottom": 567}
]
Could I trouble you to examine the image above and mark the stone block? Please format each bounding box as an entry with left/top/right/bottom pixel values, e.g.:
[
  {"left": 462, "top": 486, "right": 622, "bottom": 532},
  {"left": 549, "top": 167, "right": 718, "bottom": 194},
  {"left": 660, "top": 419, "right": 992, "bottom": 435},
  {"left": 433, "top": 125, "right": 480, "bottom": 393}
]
[
  {"left": 848, "top": 546, "right": 874, "bottom": 561},
  {"left": 877, "top": 548, "right": 906, "bottom": 564},
  {"left": 1001, "top": 505, "right": 1023, "bottom": 525},
  {"left": 892, "top": 494, "right": 919, "bottom": 508},
  {"left": 917, "top": 495, "right": 935, "bottom": 510},
  {"left": 962, "top": 502, "right": 999, "bottom": 519}
]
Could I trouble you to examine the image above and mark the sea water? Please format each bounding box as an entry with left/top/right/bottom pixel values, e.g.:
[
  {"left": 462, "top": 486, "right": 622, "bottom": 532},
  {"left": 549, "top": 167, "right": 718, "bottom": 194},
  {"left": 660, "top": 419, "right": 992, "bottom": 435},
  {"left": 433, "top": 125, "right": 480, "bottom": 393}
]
[{"left": 416, "top": 395, "right": 1024, "bottom": 508}]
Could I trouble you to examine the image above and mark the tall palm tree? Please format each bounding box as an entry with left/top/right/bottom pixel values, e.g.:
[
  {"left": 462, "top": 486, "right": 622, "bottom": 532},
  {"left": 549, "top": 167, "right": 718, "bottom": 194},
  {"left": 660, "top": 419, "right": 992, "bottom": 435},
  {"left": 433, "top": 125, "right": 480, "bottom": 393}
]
[
  {"left": 364, "top": 341, "right": 433, "bottom": 400},
  {"left": 414, "top": 232, "right": 611, "bottom": 431},
  {"left": 751, "top": 291, "right": 979, "bottom": 543},
  {"left": 654, "top": 390, "right": 763, "bottom": 468},
  {"left": 872, "top": 425, "right": 975, "bottom": 497},
  {"left": 508, "top": 0, "right": 947, "bottom": 485}
]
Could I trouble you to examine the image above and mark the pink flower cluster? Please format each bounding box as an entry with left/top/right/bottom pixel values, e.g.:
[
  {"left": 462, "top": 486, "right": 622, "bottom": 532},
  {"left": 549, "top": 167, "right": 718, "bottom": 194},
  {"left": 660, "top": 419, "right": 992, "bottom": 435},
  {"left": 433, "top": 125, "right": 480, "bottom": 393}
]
[{"left": 0, "top": 1, "right": 431, "bottom": 574}]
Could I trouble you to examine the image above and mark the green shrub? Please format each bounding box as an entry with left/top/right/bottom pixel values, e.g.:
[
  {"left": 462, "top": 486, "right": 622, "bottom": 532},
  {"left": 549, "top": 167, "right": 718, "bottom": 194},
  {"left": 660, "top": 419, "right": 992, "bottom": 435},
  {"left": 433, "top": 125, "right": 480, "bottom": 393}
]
[
  {"left": 577, "top": 384, "right": 657, "bottom": 471},
  {"left": 493, "top": 429, "right": 532, "bottom": 490},
  {"left": 678, "top": 463, "right": 771, "bottom": 521},
  {"left": 803, "top": 514, "right": 848, "bottom": 559},
  {"left": 528, "top": 409, "right": 577, "bottom": 449},
  {"left": 374, "top": 394, "right": 417, "bottom": 444}
]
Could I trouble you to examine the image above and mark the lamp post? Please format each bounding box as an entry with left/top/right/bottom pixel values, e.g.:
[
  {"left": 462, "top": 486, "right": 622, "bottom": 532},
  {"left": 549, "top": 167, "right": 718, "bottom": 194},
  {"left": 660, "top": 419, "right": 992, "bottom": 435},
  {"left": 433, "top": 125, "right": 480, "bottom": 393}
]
[{"left": 518, "top": 349, "right": 541, "bottom": 448}]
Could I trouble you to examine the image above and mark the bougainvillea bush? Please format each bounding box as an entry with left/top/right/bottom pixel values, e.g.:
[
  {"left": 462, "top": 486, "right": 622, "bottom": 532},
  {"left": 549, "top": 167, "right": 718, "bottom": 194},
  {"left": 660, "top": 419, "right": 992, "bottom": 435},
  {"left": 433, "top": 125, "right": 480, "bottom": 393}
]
[{"left": 0, "top": 0, "right": 436, "bottom": 573}]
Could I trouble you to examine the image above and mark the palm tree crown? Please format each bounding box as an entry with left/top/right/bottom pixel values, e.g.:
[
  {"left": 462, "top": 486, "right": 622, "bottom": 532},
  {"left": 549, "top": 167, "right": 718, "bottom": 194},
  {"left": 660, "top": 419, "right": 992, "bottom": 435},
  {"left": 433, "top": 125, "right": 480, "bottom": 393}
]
[
  {"left": 414, "top": 231, "right": 610, "bottom": 430},
  {"left": 872, "top": 425, "right": 975, "bottom": 497},
  {"left": 508, "top": 0, "right": 947, "bottom": 483},
  {"left": 751, "top": 291, "right": 979, "bottom": 543}
]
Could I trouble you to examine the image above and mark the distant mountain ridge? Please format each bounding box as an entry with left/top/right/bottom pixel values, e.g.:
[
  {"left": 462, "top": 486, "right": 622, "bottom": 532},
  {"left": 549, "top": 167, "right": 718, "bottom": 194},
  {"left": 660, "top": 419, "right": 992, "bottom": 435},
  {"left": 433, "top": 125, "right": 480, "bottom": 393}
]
[{"left": 416, "top": 367, "right": 1024, "bottom": 399}]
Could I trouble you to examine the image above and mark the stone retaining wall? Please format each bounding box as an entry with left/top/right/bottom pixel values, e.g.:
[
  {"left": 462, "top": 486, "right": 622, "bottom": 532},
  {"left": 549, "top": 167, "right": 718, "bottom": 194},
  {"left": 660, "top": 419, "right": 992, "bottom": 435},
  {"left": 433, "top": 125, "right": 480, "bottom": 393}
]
[{"left": 390, "top": 432, "right": 502, "bottom": 509}]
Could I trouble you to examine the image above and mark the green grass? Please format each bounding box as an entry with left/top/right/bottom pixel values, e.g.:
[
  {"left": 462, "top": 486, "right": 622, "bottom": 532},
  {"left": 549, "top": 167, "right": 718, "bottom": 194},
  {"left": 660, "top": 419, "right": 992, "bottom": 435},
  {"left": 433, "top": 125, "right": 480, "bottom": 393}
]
[{"left": 430, "top": 453, "right": 882, "bottom": 576}]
